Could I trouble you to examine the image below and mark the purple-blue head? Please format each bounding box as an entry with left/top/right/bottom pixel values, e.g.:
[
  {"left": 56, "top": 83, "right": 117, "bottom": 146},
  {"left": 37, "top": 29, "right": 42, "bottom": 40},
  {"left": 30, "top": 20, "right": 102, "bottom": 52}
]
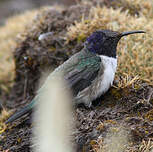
[{"left": 85, "top": 30, "right": 145, "bottom": 58}]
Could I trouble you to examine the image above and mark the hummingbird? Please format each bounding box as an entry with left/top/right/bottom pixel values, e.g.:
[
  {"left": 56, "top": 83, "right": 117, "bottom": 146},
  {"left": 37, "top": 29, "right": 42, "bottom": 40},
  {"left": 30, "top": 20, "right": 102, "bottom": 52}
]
[{"left": 5, "top": 29, "right": 145, "bottom": 124}]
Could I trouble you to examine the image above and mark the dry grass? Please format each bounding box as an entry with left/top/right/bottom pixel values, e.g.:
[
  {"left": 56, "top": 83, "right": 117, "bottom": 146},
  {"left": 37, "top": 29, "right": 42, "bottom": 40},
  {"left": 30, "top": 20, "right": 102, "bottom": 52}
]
[
  {"left": 138, "top": 139, "right": 153, "bottom": 152},
  {"left": 93, "top": 138, "right": 153, "bottom": 152},
  {"left": 113, "top": 74, "right": 140, "bottom": 89},
  {"left": 0, "top": 108, "right": 12, "bottom": 134},
  {"left": 125, "top": 0, "right": 153, "bottom": 18},
  {"left": 67, "top": 0, "right": 153, "bottom": 86},
  {"left": 0, "top": 9, "right": 38, "bottom": 90}
]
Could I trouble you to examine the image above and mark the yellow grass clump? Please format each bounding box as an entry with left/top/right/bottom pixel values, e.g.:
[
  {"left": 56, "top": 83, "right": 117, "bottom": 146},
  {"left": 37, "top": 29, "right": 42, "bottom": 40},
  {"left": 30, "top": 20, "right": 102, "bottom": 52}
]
[
  {"left": 125, "top": 0, "right": 153, "bottom": 18},
  {"left": 0, "top": 108, "right": 12, "bottom": 134},
  {"left": 67, "top": 2, "right": 153, "bottom": 86}
]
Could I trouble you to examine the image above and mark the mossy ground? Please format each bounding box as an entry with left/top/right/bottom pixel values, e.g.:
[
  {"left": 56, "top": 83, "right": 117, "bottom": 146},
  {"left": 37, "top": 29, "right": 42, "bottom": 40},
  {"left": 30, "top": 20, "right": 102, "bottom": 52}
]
[{"left": 0, "top": 0, "right": 152, "bottom": 151}]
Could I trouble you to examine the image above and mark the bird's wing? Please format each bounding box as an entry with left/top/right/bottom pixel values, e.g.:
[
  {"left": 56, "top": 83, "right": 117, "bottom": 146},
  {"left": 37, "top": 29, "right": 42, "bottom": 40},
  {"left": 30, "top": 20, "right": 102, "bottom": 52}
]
[
  {"left": 5, "top": 50, "right": 102, "bottom": 124},
  {"left": 63, "top": 50, "right": 102, "bottom": 96}
]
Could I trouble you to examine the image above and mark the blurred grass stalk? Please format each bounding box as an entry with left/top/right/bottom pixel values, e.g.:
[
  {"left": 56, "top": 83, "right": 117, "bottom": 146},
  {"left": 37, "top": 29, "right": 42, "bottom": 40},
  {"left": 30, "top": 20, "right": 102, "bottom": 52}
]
[{"left": 33, "top": 73, "right": 73, "bottom": 152}]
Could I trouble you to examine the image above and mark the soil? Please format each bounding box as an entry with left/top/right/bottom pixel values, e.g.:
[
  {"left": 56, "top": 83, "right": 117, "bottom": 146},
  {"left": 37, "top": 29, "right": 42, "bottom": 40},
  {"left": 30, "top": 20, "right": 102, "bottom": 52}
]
[{"left": 0, "top": 1, "right": 152, "bottom": 151}]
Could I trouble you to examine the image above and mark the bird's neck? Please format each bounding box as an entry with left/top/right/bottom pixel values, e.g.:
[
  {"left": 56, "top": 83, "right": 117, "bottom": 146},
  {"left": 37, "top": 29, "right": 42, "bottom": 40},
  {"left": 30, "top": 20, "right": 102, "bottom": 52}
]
[
  {"left": 100, "top": 55, "right": 117, "bottom": 73},
  {"left": 84, "top": 44, "right": 117, "bottom": 59},
  {"left": 102, "top": 47, "right": 117, "bottom": 58},
  {"left": 82, "top": 47, "right": 98, "bottom": 57}
]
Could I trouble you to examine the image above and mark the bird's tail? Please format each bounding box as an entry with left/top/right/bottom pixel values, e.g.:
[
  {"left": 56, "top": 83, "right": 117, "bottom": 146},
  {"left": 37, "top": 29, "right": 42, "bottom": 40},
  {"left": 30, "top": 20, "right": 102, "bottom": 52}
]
[{"left": 5, "top": 98, "right": 36, "bottom": 124}]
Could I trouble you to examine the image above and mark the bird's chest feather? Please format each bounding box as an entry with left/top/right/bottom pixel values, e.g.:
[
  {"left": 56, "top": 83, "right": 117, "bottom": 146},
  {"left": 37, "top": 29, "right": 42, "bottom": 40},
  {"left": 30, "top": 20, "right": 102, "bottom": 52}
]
[{"left": 93, "top": 55, "right": 117, "bottom": 98}]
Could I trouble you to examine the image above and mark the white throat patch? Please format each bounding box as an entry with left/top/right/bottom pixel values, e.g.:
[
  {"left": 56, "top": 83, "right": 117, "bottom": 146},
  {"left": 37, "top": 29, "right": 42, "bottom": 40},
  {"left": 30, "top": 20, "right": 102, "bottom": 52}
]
[{"left": 97, "top": 55, "right": 117, "bottom": 96}]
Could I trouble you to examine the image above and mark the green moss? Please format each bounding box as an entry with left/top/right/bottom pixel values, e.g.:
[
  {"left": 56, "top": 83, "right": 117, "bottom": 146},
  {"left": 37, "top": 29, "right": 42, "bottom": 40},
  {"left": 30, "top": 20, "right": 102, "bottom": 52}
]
[
  {"left": 134, "top": 84, "right": 141, "bottom": 90},
  {"left": 144, "top": 109, "right": 153, "bottom": 121},
  {"left": 48, "top": 47, "right": 56, "bottom": 52},
  {"left": 84, "top": 19, "right": 91, "bottom": 24},
  {"left": 77, "top": 33, "right": 86, "bottom": 43},
  {"left": 111, "top": 88, "right": 122, "bottom": 99}
]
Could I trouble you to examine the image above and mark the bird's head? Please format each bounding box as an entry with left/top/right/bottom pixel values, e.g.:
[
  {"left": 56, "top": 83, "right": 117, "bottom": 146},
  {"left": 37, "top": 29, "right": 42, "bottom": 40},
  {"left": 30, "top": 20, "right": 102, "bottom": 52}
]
[{"left": 85, "top": 30, "right": 145, "bottom": 58}]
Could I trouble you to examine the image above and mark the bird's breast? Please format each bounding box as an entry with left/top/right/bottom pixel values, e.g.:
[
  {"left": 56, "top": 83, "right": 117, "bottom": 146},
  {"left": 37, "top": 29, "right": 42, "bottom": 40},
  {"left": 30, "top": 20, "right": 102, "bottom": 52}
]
[{"left": 93, "top": 55, "right": 117, "bottom": 98}]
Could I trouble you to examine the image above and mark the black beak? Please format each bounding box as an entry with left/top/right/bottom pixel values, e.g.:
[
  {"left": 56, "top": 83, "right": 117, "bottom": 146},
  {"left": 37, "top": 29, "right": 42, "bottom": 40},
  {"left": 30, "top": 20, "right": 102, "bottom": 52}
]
[{"left": 121, "top": 30, "right": 146, "bottom": 37}]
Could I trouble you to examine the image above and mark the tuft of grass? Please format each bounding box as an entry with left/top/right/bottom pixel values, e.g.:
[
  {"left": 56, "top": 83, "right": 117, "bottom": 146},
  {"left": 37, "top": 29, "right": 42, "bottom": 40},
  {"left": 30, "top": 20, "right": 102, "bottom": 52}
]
[
  {"left": 127, "top": 139, "right": 153, "bottom": 152},
  {"left": 0, "top": 108, "right": 12, "bottom": 134},
  {"left": 144, "top": 109, "right": 153, "bottom": 121},
  {"left": 138, "top": 139, "right": 153, "bottom": 152},
  {"left": 125, "top": 0, "right": 153, "bottom": 18},
  {"left": 66, "top": 2, "right": 153, "bottom": 85},
  {"left": 113, "top": 74, "right": 140, "bottom": 89}
]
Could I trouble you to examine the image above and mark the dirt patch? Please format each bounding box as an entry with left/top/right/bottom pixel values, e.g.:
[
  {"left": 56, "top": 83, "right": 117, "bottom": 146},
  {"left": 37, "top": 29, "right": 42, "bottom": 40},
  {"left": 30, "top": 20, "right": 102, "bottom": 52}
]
[{"left": 1, "top": 82, "right": 153, "bottom": 151}]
